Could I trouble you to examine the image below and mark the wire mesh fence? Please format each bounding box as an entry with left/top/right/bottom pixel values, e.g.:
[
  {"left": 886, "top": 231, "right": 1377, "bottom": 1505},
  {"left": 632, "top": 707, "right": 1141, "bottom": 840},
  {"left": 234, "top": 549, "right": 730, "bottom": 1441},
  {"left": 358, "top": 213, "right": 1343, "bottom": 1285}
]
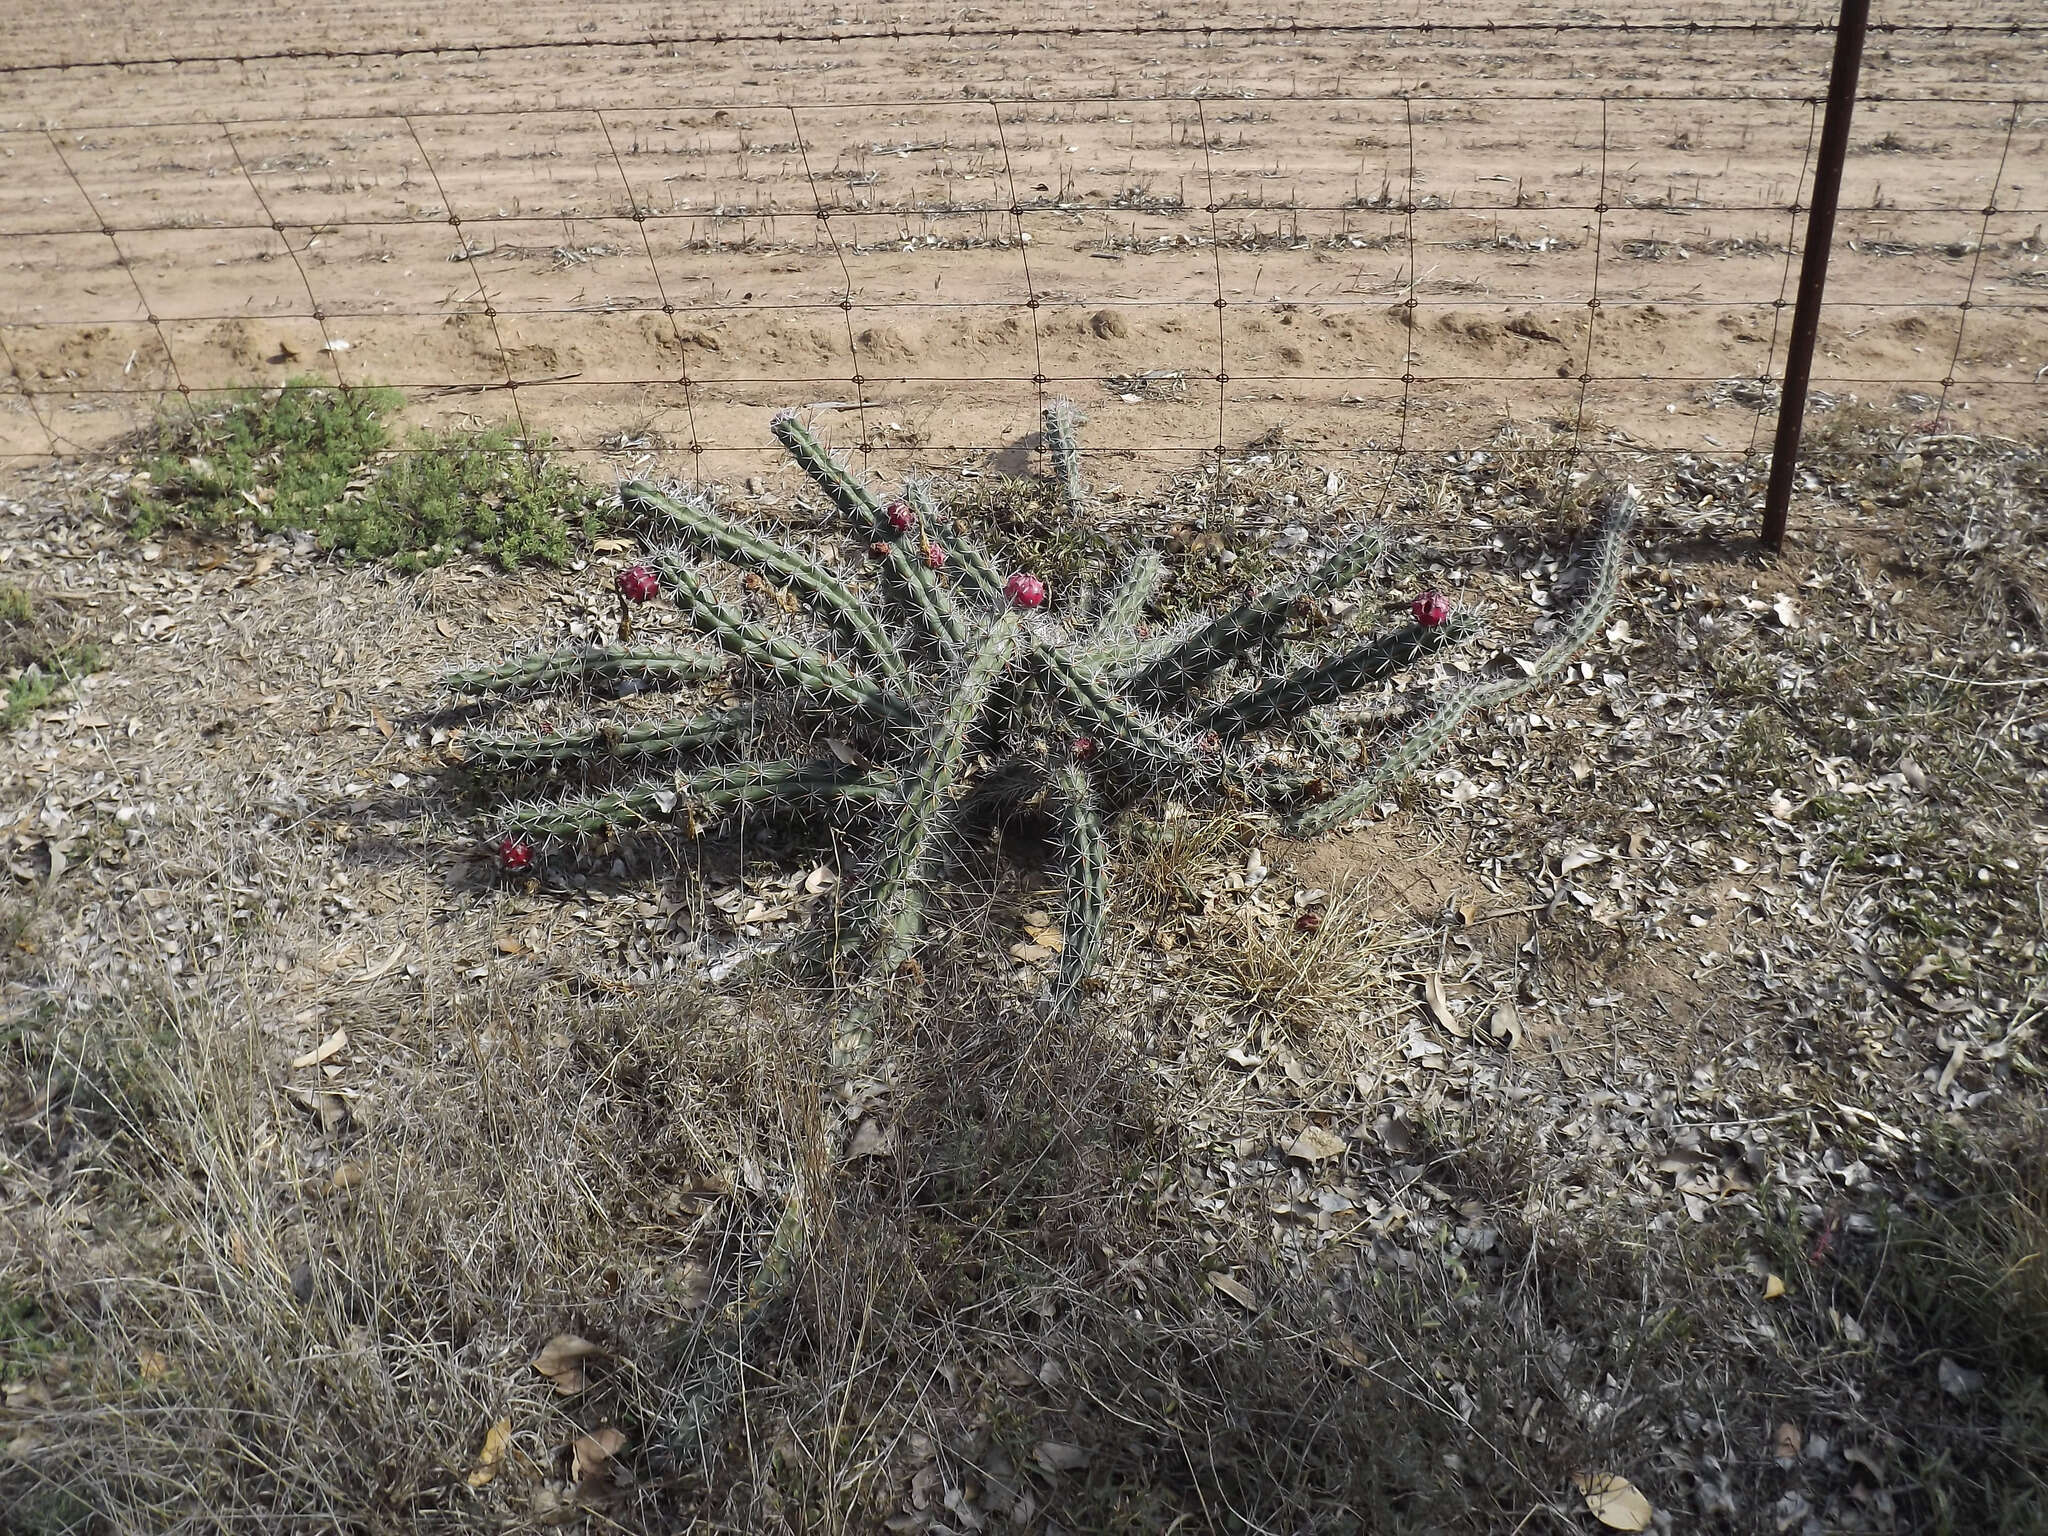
[{"left": 1, "top": 19, "right": 2041, "bottom": 506}]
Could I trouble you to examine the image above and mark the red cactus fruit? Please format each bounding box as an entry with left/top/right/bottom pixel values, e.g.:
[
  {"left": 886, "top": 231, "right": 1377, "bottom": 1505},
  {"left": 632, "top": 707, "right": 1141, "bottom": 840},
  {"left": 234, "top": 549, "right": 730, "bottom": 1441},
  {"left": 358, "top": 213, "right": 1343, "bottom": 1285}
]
[
  {"left": 922, "top": 543, "right": 947, "bottom": 570},
  {"left": 1410, "top": 590, "right": 1452, "bottom": 627},
  {"left": 496, "top": 835, "right": 534, "bottom": 873},
  {"left": 884, "top": 500, "right": 916, "bottom": 534},
  {"left": 1004, "top": 572, "right": 1048, "bottom": 609},
  {"left": 1072, "top": 736, "right": 1098, "bottom": 761},
  {"left": 1295, "top": 908, "right": 1325, "bottom": 933},
  {"left": 615, "top": 565, "right": 660, "bottom": 604}
]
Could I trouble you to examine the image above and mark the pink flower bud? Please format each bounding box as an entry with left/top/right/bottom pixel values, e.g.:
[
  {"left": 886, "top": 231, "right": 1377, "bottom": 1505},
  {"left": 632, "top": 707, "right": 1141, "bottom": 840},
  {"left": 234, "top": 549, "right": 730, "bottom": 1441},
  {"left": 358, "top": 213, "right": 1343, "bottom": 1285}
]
[
  {"left": 615, "top": 565, "right": 660, "bottom": 604},
  {"left": 1410, "top": 590, "right": 1452, "bottom": 627},
  {"left": 1005, "top": 572, "right": 1048, "bottom": 609},
  {"left": 922, "top": 543, "right": 947, "bottom": 570}
]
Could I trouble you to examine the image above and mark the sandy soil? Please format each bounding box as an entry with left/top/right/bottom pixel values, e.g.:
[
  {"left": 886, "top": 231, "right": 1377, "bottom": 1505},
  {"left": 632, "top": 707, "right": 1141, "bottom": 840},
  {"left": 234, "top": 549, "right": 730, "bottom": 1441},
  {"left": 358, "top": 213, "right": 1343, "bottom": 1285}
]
[{"left": 3, "top": 2, "right": 2043, "bottom": 490}]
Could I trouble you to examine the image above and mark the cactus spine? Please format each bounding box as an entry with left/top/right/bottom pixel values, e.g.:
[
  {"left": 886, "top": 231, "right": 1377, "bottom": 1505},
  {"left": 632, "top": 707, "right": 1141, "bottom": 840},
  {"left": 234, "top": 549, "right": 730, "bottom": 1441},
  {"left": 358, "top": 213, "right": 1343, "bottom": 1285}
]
[
  {"left": 1042, "top": 398, "right": 1088, "bottom": 515},
  {"left": 654, "top": 554, "right": 917, "bottom": 725},
  {"left": 445, "top": 647, "right": 723, "bottom": 696},
  {"left": 1291, "top": 488, "right": 1637, "bottom": 835},
  {"left": 851, "top": 610, "right": 1022, "bottom": 970},
  {"left": 1129, "top": 530, "right": 1385, "bottom": 703},
  {"left": 1050, "top": 761, "right": 1108, "bottom": 1013},
  {"left": 439, "top": 401, "right": 1622, "bottom": 1023},
  {"left": 623, "top": 481, "right": 911, "bottom": 692}
]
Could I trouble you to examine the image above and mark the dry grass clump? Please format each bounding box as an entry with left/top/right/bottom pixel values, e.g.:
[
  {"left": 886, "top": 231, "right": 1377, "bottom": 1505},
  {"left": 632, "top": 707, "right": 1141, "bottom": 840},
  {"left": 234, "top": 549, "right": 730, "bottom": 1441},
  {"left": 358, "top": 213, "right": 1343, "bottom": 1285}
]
[
  {"left": 6, "top": 402, "right": 2048, "bottom": 1534},
  {"left": 1185, "top": 883, "right": 1391, "bottom": 1035},
  {"left": 0, "top": 976, "right": 822, "bottom": 1533}
]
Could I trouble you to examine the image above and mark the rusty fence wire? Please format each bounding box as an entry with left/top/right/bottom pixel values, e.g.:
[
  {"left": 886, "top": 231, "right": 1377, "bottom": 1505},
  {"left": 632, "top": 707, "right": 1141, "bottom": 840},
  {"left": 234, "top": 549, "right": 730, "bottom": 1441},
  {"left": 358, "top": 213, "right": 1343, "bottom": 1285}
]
[{"left": 0, "top": 52, "right": 2040, "bottom": 504}]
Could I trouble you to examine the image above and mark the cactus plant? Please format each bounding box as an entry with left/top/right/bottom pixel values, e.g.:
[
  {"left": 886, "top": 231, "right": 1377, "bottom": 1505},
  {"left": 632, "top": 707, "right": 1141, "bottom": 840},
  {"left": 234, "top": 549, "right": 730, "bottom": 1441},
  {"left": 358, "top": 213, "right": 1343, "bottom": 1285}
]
[{"left": 440, "top": 405, "right": 1636, "bottom": 1013}]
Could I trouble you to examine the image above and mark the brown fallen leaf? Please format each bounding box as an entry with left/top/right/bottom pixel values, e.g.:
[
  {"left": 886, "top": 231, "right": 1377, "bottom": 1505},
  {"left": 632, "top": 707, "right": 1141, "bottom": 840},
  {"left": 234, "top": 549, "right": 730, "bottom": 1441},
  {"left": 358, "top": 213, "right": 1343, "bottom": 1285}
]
[
  {"left": 371, "top": 706, "right": 394, "bottom": 740},
  {"left": 315, "top": 1092, "right": 349, "bottom": 1134},
  {"left": 467, "top": 1417, "right": 513, "bottom": 1487},
  {"left": 289, "top": 1027, "right": 348, "bottom": 1070},
  {"left": 572, "top": 1425, "right": 628, "bottom": 1484},
  {"left": 1207, "top": 1271, "right": 1258, "bottom": 1310},
  {"left": 1033, "top": 1440, "right": 1091, "bottom": 1474},
  {"left": 325, "top": 1161, "right": 365, "bottom": 1196},
  {"left": 848, "top": 1118, "right": 898, "bottom": 1158},
  {"left": 1285, "top": 1125, "right": 1347, "bottom": 1164},
  {"left": 1490, "top": 1002, "right": 1522, "bottom": 1050},
  {"left": 435, "top": 617, "right": 455, "bottom": 639},
  {"left": 1573, "top": 1472, "right": 1653, "bottom": 1531},
  {"left": 532, "top": 1334, "right": 603, "bottom": 1396},
  {"left": 1773, "top": 1421, "right": 1802, "bottom": 1466},
  {"left": 1424, "top": 972, "right": 1466, "bottom": 1037}
]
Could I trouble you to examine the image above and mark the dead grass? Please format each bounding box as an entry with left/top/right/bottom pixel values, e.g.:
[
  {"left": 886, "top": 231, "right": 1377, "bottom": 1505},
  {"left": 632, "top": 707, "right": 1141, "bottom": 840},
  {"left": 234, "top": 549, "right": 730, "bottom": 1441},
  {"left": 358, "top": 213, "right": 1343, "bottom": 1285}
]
[
  {"left": 1183, "top": 883, "right": 1392, "bottom": 1041},
  {"left": 4, "top": 403, "right": 2047, "bottom": 1533}
]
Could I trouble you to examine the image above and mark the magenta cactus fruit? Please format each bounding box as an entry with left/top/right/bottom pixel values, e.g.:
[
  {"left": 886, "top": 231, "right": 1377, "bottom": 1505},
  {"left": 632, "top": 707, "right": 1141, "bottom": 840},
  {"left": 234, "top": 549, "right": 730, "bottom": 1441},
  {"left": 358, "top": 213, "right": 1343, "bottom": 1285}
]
[
  {"left": 1410, "top": 590, "right": 1452, "bottom": 627},
  {"left": 615, "top": 565, "right": 660, "bottom": 604},
  {"left": 922, "top": 543, "right": 947, "bottom": 570},
  {"left": 884, "top": 500, "right": 916, "bottom": 534},
  {"left": 1072, "top": 736, "right": 1098, "bottom": 761},
  {"left": 1005, "top": 572, "right": 1048, "bottom": 610},
  {"left": 496, "top": 835, "right": 534, "bottom": 873}
]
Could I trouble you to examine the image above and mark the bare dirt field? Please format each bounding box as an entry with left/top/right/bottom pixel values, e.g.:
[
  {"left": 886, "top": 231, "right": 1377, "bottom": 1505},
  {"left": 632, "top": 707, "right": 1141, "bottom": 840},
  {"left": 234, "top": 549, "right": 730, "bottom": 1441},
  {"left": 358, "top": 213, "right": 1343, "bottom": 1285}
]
[
  {"left": 2, "top": 1, "right": 2044, "bottom": 483},
  {"left": 3, "top": 5, "right": 2048, "bottom": 1536}
]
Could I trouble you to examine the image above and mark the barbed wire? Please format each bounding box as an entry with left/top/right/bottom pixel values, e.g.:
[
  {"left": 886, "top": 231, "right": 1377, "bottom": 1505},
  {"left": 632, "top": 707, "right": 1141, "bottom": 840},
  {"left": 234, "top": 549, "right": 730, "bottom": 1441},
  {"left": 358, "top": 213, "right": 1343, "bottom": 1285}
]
[
  {"left": 9, "top": 91, "right": 2042, "bottom": 137},
  {"left": 3, "top": 81, "right": 2037, "bottom": 486},
  {"left": 6, "top": 17, "right": 2047, "bottom": 81}
]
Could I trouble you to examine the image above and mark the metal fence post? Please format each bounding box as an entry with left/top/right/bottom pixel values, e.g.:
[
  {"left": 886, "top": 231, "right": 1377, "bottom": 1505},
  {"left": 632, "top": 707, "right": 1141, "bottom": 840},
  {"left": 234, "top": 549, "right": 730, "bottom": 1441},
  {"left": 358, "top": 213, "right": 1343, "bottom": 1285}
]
[{"left": 1761, "top": 0, "right": 1871, "bottom": 552}]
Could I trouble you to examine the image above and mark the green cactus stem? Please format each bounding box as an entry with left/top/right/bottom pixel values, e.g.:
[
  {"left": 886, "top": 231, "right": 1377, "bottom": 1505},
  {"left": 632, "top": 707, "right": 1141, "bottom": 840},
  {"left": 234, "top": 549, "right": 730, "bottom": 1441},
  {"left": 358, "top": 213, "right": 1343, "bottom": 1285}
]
[
  {"left": 654, "top": 554, "right": 918, "bottom": 726},
  {"left": 1128, "top": 530, "right": 1385, "bottom": 703},
  {"left": 461, "top": 707, "right": 759, "bottom": 772},
  {"left": 1088, "top": 548, "right": 1164, "bottom": 642},
  {"left": 1042, "top": 398, "right": 1088, "bottom": 515},
  {"left": 904, "top": 478, "right": 1008, "bottom": 605},
  {"left": 502, "top": 761, "right": 900, "bottom": 839},
  {"left": 1049, "top": 761, "right": 1109, "bottom": 1014},
  {"left": 444, "top": 646, "right": 723, "bottom": 696},
  {"left": 623, "top": 482, "right": 911, "bottom": 692},
  {"left": 1029, "top": 645, "right": 1196, "bottom": 779},
  {"left": 1195, "top": 614, "right": 1475, "bottom": 740},
  {"left": 772, "top": 411, "right": 882, "bottom": 527},
  {"left": 851, "top": 609, "right": 1021, "bottom": 971}
]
